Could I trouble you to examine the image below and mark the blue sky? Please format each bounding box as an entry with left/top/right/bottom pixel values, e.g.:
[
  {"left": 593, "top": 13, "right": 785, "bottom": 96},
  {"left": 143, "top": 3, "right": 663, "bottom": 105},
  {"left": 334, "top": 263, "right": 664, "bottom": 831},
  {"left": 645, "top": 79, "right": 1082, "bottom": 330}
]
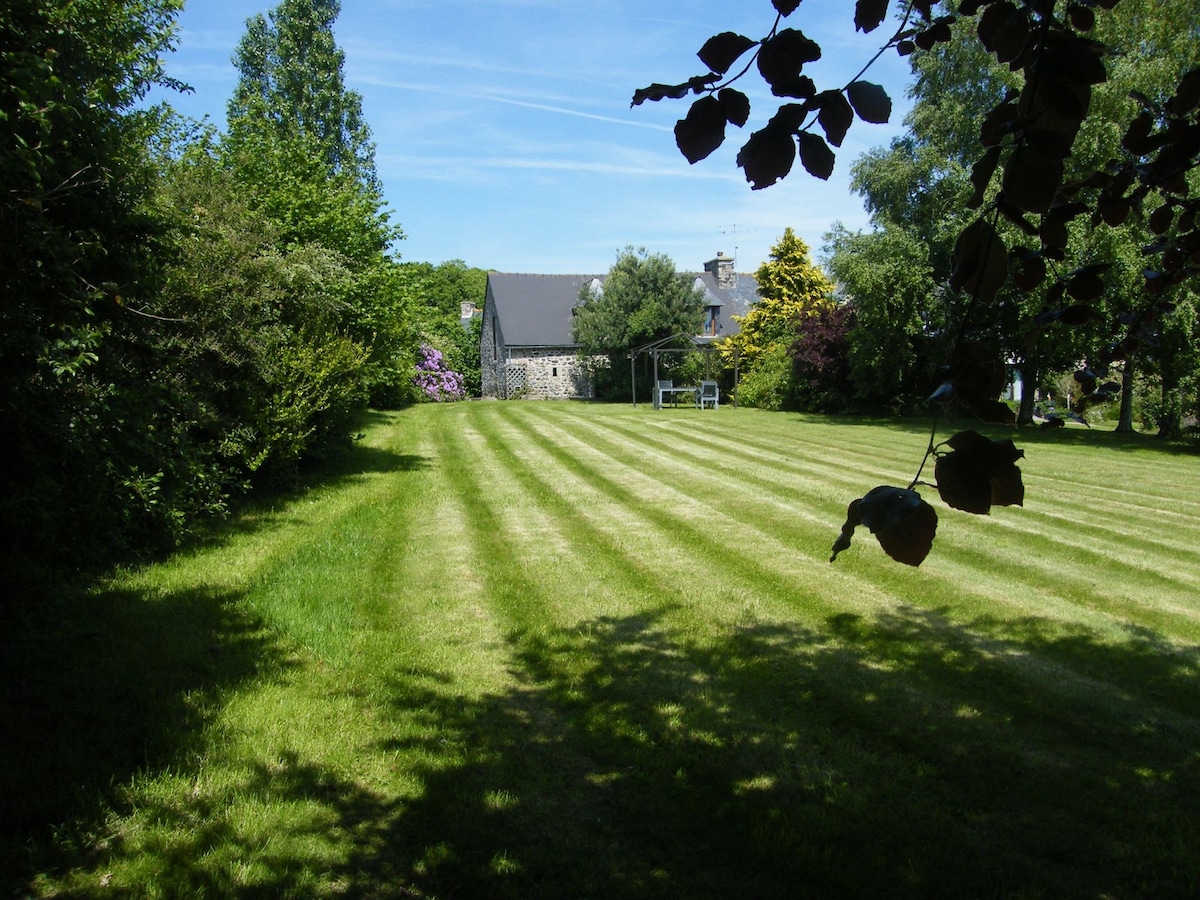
[{"left": 150, "top": 0, "right": 916, "bottom": 275}]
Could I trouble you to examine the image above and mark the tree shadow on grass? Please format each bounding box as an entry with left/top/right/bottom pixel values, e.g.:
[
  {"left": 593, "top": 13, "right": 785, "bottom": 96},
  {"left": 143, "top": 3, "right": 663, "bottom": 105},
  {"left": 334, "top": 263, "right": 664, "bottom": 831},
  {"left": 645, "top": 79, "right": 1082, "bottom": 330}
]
[
  {"left": 340, "top": 607, "right": 1200, "bottom": 899},
  {"left": 0, "top": 581, "right": 293, "bottom": 890},
  {"left": 15, "top": 605, "right": 1200, "bottom": 898},
  {"left": 191, "top": 421, "right": 432, "bottom": 550}
]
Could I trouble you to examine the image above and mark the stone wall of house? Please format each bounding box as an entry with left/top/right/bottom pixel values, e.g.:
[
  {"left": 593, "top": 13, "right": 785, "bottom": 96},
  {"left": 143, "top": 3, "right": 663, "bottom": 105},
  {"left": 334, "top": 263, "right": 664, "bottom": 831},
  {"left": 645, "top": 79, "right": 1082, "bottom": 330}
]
[
  {"left": 506, "top": 349, "right": 593, "bottom": 400},
  {"left": 480, "top": 298, "right": 504, "bottom": 398}
]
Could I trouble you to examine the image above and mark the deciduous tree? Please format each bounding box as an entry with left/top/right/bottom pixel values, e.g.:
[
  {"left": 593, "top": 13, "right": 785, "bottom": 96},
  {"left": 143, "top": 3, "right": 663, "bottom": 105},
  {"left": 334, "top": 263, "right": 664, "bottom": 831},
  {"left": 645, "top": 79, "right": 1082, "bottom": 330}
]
[
  {"left": 635, "top": 0, "right": 1200, "bottom": 564},
  {"left": 224, "top": 0, "right": 411, "bottom": 407},
  {"left": 1, "top": 0, "right": 184, "bottom": 567},
  {"left": 572, "top": 247, "right": 705, "bottom": 399}
]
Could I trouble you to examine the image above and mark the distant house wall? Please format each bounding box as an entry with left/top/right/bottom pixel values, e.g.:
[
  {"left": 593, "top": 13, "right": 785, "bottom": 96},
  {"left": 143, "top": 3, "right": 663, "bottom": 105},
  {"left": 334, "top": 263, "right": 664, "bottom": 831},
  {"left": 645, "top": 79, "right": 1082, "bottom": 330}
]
[{"left": 504, "top": 349, "right": 594, "bottom": 400}]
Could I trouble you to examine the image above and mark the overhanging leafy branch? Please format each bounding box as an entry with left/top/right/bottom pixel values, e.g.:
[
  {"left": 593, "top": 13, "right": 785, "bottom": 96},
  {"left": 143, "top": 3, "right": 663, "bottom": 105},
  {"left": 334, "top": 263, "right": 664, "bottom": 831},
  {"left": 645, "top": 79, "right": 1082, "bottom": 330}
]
[{"left": 634, "top": 0, "right": 1200, "bottom": 566}]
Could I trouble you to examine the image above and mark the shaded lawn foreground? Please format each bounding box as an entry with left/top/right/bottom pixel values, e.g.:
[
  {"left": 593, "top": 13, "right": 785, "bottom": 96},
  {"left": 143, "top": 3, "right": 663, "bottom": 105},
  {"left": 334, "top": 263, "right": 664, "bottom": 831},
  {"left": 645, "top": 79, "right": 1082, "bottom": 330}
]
[
  {"left": 4, "top": 403, "right": 1200, "bottom": 898},
  {"left": 15, "top": 607, "right": 1200, "bottom": 899},
  {"left": 364, "top": 609, "right": 1200, "bottom": 899}
]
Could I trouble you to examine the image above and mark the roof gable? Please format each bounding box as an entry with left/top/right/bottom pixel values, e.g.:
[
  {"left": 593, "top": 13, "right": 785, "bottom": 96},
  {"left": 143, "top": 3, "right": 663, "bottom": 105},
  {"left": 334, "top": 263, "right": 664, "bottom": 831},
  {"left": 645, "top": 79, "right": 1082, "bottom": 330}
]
[{"left": 487, "top": 272, "right": 599, "bottom": 347}]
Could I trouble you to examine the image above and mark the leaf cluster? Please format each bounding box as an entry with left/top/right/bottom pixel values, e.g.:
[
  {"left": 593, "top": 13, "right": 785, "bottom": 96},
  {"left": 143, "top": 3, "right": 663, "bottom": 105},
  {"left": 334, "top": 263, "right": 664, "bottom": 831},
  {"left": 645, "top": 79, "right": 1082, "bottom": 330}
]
[
  {"left": 633, "top": 1, "right": 912, "bottom": 187},
  {"left": 831, "top": 429, "right": 1024, "bottom": 565}
]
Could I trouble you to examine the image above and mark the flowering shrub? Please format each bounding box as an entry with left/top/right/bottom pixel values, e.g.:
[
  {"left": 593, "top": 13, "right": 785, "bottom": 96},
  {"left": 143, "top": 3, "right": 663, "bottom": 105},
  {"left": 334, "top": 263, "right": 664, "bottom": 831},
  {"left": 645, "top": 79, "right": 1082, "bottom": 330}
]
[{"left": 413, "top": 344, "right": 466, "bottom": 402}]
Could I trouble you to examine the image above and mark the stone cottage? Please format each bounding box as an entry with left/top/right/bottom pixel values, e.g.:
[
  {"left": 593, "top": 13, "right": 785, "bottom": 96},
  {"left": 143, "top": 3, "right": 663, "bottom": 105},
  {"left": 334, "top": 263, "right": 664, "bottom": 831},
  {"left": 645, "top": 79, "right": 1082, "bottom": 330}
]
[{"left": 480, "top": 254, "right": 757, "bottom": 400}]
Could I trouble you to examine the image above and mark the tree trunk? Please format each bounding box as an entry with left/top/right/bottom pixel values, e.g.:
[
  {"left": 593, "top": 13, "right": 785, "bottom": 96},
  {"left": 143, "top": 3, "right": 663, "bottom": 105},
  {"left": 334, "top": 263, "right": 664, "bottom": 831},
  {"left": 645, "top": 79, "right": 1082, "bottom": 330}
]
[{"left": 1115, "top": 356, "right": 1136, "bottom": 433}]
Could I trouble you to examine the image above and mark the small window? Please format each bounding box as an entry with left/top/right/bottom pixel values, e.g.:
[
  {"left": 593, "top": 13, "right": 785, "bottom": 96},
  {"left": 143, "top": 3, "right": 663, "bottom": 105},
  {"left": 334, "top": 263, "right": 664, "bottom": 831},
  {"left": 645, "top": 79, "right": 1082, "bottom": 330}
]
[{"left": 552, "top": 366, "right": 559, "bottom": 377}]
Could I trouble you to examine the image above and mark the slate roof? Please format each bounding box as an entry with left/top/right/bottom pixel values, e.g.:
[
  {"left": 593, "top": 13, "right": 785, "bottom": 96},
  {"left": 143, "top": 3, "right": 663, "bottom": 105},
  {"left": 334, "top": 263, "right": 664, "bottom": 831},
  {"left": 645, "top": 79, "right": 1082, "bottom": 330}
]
[
  {"left": 486, "top": 272, "right": 600, "bottom": 347},
  {"left": 692, "top": 272, "right": 757, "bottom": 325},
  {"left": 486, "top": 268, "right": 757, "bottom": 347}
]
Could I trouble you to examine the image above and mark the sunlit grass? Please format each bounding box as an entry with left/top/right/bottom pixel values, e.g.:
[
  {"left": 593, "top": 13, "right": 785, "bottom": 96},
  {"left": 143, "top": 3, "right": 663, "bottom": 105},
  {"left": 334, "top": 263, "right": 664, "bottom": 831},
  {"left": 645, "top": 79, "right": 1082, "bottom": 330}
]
[{"left": 5, "top": 403, "right": 1200, "bottom": 898}]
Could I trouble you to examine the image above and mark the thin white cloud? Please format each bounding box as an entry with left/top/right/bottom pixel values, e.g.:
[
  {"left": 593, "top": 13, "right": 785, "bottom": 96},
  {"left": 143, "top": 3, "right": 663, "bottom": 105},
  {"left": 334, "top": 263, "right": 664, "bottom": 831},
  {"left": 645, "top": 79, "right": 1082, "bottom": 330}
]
[
  {"left": 378, "top": 150, "right": 738, "bottom": 182},
  {"left": 360, "top": 77, "right": 671, "bottom": 131}
]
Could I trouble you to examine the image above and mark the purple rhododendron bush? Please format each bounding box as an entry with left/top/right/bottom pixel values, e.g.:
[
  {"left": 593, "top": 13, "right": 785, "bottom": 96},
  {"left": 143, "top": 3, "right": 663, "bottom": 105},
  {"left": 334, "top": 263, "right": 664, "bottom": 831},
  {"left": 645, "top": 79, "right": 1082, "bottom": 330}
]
[{"left": 413, "top": 344, "right": 466, "bottom": 401}]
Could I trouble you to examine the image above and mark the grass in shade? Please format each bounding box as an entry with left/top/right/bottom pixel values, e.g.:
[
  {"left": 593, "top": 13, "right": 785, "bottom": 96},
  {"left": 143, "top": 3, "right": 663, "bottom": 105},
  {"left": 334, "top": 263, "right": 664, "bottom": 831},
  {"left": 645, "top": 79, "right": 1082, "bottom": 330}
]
[{"left": 4, "top": 403, "right": 1200, "bottom": 899}]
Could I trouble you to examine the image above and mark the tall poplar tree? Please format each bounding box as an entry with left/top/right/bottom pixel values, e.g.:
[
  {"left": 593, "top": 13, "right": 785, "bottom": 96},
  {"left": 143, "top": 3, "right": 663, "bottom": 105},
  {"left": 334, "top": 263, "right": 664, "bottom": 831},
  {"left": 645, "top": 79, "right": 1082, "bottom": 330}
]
[
  {"left": 222, "top": 0, "right": 412, "bottom": 407},
  {"left": 228, "top": 0, "right": 377, "bottom": 188}
]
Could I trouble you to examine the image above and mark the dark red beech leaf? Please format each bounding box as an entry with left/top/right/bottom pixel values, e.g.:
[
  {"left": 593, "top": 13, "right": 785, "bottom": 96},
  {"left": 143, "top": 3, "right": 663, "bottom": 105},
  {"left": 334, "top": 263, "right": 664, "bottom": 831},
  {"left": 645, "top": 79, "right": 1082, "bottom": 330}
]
[
  {"left": 1057, "top": 304, "right": 1101, "bottom": 326},
  {"left": 1039, "top": 33, "right": 1109, "bottom": 87},
  {"left": 830, "top": 486, "right": 938, "bottom": 567},
  {"left": 1074, "top": 367, "right": 1098, "bottom": 395},
  {"left": 951, "top": 219, "right": 1008, "bottom": 304},
  {"left": 799, "top": 132, "right": 836, "bottom": 180},
  {"left": 847, "top": 80, "right": 893, "bottom": 124},
  {"left": 856, "top": 0, "right": 889, "bottom": 32},
  {"left": 1122, "top": 111, "right": 1156, "bottom": 154},
  {"left": 632, "top": 74, "right": 719, "bottom": 107},
  {"left": 1067, "top": 3, "right": 1096, "bottom": 31},
  {"left": 1149, "top": 203, "right": 1176, "bottom": 235},
  {"left": 940, "top": 341, "right": 1010, "bottom": 422},
  {"left": 1002, "top": 142, "right": 1064, "bottom": 214},
  {"left": 1167, "top": 66, "right": 1200, "bottom": 116},
  {"left": 1065, "top": 265, "right": 1108, "bottom": 302},
  {"left": 758, "top": 29, "right": 822, "bottom": 97},
  {"left": 968, "top": 146, "right": 1002, "bottom": 208},
  {"left": 997, "top": 199, "right": 1039, "bottom": 236},
  {"left": 698, "top": 32, "right": 758, "bottom": 75},
  {"left": 675, "top": 96, "right": 727, "bottom": 164},
  {"left": 934, "top": 431, "right": 1025, "bottom": 515},
  {"left": 973, "top": 400, "right": 1018, "bottom": 425},
  {"left": 978, "top": 1, "right": 1028, "bottom": 64},
  {"left": 1010, "top": 247, "right": 1047, "bottom": 291},
  {"left": 737, "top": 122, "right": 797, "bottom": 189},
  {"left": 773, "top": 0, "right": 801, "bottom": 15},
  {"left": 979, "top": 92, "right": 1021, "bottom": 146},
  {"left": 815, "top": 90, "right": 854, "bottom": 146},
  {"left": 1041, "top": 216, "right": 1071, "bottom": 254},
  {"left": 718, "top": 88, "right": 751, "bottom": 127}
]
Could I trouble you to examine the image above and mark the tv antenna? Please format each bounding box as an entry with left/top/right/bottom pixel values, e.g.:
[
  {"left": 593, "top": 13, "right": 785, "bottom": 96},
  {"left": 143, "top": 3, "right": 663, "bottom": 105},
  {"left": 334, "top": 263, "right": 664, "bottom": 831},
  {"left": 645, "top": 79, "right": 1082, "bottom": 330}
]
[{"left": 719, "top": 224, "right": 738, "bottom": 268}]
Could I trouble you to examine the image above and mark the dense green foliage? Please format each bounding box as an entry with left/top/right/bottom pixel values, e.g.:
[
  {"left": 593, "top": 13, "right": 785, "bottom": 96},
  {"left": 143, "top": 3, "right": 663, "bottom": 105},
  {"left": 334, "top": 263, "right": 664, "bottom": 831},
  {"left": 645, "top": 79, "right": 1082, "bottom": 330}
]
[
  {"left": 824, "top": 1, "right": 1200, "bottom": 426},
  {"left": 2, "top": 0, "right": 185, "bottom": 564},
  {"left": 6, "top": 404, "right": 1200, "bottom": 897},
  {"left": 1, "top": 0, "right": 476, "bottom": 574},
  {"left": 824, "top": 222, "right": 945, "bottom": 413},
  {"left": 572, "top": 246, "right": 706, "bottom": 400}
]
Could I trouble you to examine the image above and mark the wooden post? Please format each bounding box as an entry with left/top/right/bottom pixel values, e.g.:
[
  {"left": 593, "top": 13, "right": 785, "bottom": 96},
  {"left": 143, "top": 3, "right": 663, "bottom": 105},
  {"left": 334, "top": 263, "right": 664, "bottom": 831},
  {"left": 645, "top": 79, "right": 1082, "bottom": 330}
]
[{"left": 652, "top": 351, "right": 660, "bottom": 409}]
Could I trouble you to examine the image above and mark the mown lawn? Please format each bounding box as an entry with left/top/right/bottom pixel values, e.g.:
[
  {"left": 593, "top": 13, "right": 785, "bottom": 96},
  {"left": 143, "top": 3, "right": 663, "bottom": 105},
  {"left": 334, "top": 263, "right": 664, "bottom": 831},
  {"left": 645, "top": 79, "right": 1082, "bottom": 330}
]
[{"left": 4, "top": 401, "right": 1200, "bottom": 898}]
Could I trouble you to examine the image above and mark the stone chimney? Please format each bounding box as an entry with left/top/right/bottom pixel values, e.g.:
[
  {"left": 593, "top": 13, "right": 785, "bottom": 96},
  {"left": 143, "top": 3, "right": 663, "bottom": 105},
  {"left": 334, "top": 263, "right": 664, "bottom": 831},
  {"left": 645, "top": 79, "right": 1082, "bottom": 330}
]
[{"left": 704, "top": 251, "right": 736, "bottom": 289}]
